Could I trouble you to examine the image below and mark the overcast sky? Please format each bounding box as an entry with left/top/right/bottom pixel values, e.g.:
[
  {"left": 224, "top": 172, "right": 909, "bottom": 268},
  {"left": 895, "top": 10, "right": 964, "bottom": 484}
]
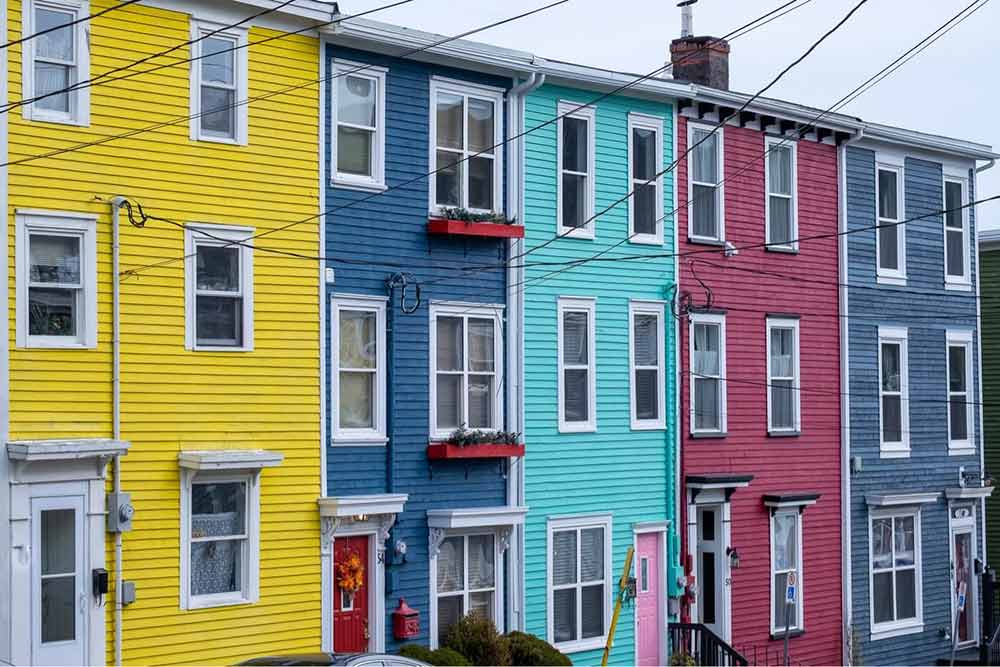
[{"left": 342, "top": 0, "right": 998, "bottom": 229}]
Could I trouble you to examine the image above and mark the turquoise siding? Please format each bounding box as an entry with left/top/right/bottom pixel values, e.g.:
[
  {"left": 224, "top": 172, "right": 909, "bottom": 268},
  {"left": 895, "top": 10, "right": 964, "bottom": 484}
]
[{"left": 521, "top": 84, "right": 677, "bottom": 665}]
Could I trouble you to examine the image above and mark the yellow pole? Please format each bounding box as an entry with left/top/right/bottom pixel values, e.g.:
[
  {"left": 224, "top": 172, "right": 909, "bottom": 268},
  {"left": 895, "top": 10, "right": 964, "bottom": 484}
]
[{"left": 601, "top": 546, "right": 635, "bottom": 667}]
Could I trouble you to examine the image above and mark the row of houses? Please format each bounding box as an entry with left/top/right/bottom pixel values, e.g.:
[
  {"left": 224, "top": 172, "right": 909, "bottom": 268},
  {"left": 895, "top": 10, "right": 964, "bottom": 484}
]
[{"left": 1, "top": 0, "right": 997, "bottom": 665}]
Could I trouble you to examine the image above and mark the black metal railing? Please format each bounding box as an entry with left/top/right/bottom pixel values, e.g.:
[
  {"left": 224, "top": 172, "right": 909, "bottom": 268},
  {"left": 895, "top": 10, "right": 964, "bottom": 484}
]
[{"left": 669, "top": 623, "right": 748, "bottom": 666}]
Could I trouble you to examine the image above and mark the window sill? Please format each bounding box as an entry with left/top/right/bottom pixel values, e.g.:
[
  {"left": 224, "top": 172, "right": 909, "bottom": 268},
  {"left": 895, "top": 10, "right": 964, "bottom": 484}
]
[
  {"left": 765, "top": 245, "right": 799, "bottom": 254},
  {"left": 331, "top": 437, "right": 389, "bottom": 448},
  {"left": 184, "top": 594, "right": 256, "bottom": 611},
  {"left": 558, "top": 422, "right": 597, "bottom": 434},
  {"left": 191, "top": 345, "right": 254, "bottom": 353},
  {"left": 552, "top": 636, "right": 607, "bottom": 654},
  {"left": 948, "top": 445, "right": 977, "bottom": 457},
  {"left": 876, "top": 274, "right": 907, "bottom": 287},
  {"left": 870, "top": 621, "right": 923, "bottom": 642},
  {"left": 687, "top": 236, "right": 725, "bottom": 247},
  {"left": 22, "top": 339, "right": 96, "bottom": 350},
  {"left": 879, "top": 447, "right": 911, "bottom": 459},
  {"left": 628, "top": 234, "right": 663, "bottom": 246},
  {"left": 332, "top": 177, "right": 387, "bottom": 193},
  {"left": 944, "top": 281, "right": 973, "bottom": 292},
  {"left": 631, "top": 420, "right": 667, "bottom": 431},
  {"left": 689, "top": 431, "right": 727, "bottom": 439},
  {"left": 558, "top": 227, "right": 595, "bottom": 241},
  {"left": 193, "top": 133, "right": 247, "bottom": 147},
  {"left": 24, "top": 110, "right": 90, "bottom": 127},
  {"left": 768, "top": 430, "right": 801, "bottom": 438},
  {"left": 770, "top": 628, "right": 805, "bottom": 641}
]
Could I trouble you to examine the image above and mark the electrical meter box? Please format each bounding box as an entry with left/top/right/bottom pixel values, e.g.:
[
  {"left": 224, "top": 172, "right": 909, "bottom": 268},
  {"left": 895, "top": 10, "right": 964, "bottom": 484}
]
[{"left": 107, "top": 492, "right": 135, "bottom": 532}]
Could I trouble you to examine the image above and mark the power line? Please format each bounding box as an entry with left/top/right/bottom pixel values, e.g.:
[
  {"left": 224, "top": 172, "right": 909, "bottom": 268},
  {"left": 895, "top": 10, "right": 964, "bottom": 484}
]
[{"left": 1, "top": 0, "right": 143, "bottom": 50}]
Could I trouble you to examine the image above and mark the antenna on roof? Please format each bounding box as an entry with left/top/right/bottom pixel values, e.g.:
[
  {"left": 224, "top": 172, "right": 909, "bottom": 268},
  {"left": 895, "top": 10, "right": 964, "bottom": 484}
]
[{"left": 678, "top": 0, "right": 697, "bottom": 38}]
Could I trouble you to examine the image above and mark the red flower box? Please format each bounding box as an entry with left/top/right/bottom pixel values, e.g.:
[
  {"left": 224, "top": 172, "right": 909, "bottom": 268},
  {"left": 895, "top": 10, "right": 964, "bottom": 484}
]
[
  {"left": 427, "top": 218, "right": 524, "bottom": 239},
  {"left": 426, "top": 442, "right": 526, "bottom": 460}
]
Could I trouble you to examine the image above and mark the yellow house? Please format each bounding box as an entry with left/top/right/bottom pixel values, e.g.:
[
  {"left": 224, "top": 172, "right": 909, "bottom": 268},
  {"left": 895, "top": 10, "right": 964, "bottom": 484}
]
[{"left": 0, "top": 0, "right": 328, "bottom": 663}]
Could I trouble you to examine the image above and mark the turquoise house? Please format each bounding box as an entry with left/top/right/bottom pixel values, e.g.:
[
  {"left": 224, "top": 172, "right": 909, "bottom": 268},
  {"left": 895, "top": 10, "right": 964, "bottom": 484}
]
[{"left": 514, "top": 71, "right": 685, "bottom": 665}]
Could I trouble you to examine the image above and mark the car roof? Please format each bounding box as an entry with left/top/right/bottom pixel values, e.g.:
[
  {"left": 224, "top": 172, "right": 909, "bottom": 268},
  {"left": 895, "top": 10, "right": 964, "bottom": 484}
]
[{"left": 237, "top": 653, "right": 428, "bottom": 666}]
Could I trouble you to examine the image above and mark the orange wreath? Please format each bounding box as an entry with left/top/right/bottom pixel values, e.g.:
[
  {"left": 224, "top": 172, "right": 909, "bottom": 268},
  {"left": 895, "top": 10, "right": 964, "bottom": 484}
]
[{"left": 337, "top": 551, "right": 365, "bottom": 593}]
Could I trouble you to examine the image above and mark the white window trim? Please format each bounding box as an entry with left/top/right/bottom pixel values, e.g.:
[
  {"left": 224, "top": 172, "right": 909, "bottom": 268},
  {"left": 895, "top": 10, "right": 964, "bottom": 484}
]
[
  {"left": 878, "top": 326, "right": 910, "bottom": 458},
  {"left": 766, "top": 317, "right": 801, "bottom": 434},
  {"left": 875, "top": 161, "right": 907, "bottom": 285},
  {"left": 629, "top": 300, "right": 666, "bottom": 430},
  {"left": 21, "top": 0, "right": 91, "bottom": 126},
  {"left": 556, "top": 100, "right": 597, "bottom": 240},
  {"left": 627, "top": 112, "right": 664, "bottom": 246},
  {"left": 688, "top": 311, "right": 727, "bottom": 435},
  {"left": 557, "top": 297, "right": 597, "bottom": 433},
  {"left": 546, "top": 514, "right": 613, "bottom": 653},
  {"left": 184, "top": 223, "right": 255, "bottom": 352},
  {"left": 769, "top": 509, "right": 804, "bottom": 634},
  {"left": 687, "top": 121, "right": 725, "bottom": 244},
  {"left": 331, "top": 294, "right": 388, "bottom": 446},
  {"left": 947, "top": 329, "right": 975, "bottom": 455},
  {"left": 331, "top": 59, "right": 387, "bottom": 192},
  {"left": 428, "top": 77, "right": 505, "bottom": 215},
  {"left": 428, "top": 302, "right": 505, "bottom": 440},
  {"left": 943, "top": 176, "right": 972, "bottom": 290},
  {"left": 868, "top": 507, "right": 924, "bottom": 641},
  {"left": 15, "top": 209, "right": 98, "bottom": 349},
  {"left": 179, "top": 469, "right": 261, "bottom": 610},
  {"left": 764, "top": 137, "right": 798, "bottom": 251},
  {"left": 428, "top": 528, "right": 504, "bottom": 649},
  {"left": 189, "top": 19, "right": 249, "bottom": 145}
]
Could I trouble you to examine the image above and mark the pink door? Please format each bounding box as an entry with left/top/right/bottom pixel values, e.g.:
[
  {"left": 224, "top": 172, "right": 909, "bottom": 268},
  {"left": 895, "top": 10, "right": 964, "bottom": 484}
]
[{"left": 636, "top": 532, "right": 663, "bottom": 666}]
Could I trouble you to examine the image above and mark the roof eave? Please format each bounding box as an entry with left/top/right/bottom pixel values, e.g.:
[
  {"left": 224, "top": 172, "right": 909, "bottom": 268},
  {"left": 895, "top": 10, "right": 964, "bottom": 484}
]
[{"left": 861, "top": 123, "right": 999, "bottom": 162}]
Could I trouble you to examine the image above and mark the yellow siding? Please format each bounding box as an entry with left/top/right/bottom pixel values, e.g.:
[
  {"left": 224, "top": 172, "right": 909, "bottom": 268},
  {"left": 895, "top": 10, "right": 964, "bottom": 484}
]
[{"left": 8, "top": 2, "right": 322, "bottom": 664}]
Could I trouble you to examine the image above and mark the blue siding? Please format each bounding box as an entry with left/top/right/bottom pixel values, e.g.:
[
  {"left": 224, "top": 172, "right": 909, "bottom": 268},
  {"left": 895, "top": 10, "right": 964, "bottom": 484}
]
[{"left": 846, "top": 146, "right": 983, "bottom": 666}]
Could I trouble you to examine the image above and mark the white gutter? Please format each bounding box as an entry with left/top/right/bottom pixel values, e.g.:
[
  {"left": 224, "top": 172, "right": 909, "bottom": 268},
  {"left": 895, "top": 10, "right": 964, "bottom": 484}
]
[
  {"left": 977, "top": 159, "right": 996, "bottom": 174},
  {"left": 110, "top": 196, "right": 127, "bottom": 667},
  {"left": 672, "top": 99, "right": 682, "bottom": 606}
]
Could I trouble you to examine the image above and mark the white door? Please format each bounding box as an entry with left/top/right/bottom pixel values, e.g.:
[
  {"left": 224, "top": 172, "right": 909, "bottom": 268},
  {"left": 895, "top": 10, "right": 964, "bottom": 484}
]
[
  {"left": 951, "top": 508, "right": 979, "bottom": 648},
  {"left": 32, "top": 495, "right": 87, "bottom": 666},
  {"left": 696, "top": 505, "right": 726, "bottom": 638}
]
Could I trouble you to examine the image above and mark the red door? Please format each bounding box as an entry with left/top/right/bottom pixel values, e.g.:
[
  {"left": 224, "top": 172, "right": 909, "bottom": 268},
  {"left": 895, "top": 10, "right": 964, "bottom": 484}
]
[{"left": 334, "top": 536, "right": 370, "bottom": 653}]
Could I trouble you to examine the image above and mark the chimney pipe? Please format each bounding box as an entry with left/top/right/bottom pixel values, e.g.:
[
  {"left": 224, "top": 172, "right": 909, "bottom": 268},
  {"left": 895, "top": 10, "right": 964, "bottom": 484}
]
[{"left": 679, "top": 0, "right": 696, "bottom": 38}]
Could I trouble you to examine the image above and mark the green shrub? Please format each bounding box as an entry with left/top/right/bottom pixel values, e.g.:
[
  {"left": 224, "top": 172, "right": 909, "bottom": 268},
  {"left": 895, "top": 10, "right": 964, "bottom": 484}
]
[
  {"left": 442, "top": 614, "right": 511, "bottom": 666},
  {"left": 398, "top": 644, "right": 471, "bottom": 666},
  {"left": 505, "top": 631, "right": 571, "bottom": 666},
  {"left": 400, "top": 645, "right": 435, "bottom": 663}
]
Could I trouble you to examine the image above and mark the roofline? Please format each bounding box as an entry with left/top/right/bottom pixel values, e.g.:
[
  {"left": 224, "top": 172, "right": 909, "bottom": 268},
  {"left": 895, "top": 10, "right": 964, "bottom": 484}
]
[
  {"left": 861, "top": 121, "right": 999, "bottom": 162},
  {"left": 687, "top": 83, "right": 864, "bottom": 135},
  {"left": 979, "top": 228, "right": 1000, "bottom": 248}
]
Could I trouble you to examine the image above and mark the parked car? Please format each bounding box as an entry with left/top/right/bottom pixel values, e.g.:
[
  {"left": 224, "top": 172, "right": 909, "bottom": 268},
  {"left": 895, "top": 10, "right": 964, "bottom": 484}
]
[{"left": 237, "top": 654, "right": 429, "bottom": 667}]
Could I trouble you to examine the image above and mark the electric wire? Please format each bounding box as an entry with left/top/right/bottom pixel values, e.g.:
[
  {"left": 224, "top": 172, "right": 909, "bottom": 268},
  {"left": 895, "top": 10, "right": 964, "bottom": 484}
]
[{"left": 1, "top": 0, "right": 143, "bottom": 50}]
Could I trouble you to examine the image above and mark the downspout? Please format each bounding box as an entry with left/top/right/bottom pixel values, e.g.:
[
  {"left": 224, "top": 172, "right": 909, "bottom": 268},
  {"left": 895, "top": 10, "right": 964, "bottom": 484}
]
[
  {"left": 110, "top": 196, "right": 127, "bottom": 667},
  {"left": 976, "top": 159, "right": 995, "bottom": 174},
  {"left": 973, "top": 160, "right": 992, "bottom": 569}
]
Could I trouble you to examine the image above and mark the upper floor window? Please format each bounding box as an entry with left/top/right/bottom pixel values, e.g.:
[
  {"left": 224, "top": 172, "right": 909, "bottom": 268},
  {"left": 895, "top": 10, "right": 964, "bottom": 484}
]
[
  {"left": 184, "top": 224, "right": 254, "bottom": 351},
  {"left": 690, "top": 312, "right": 726, "bottom": 435},
  {"left": 688, "top": 123, "right": 724, "bottom": 243},
  {"left": 557, "top": 101, "right": 596, "bottom": 239},
  {"left": 766, "top": 138, "right": 797, "bottom": 250},
  {"left": 333, "top": 61, "right": 387, "bottom": 190},
  {"left": 876, "top": 164, "right": 906, "bottom": 284},
  {"left": 331, "top": 296, "right": 387, "bottom": 445},
  {"left": 430, "top": 78, "right": 504, "bottom": 214},
  {"left": 944, "top": 177, "right": 971, "bottom": 288},
  {"left": 771, "top": 510, "right": 803, "bottom": 634},
  {"left": 15, "top": 210, "right": 97, "bottom": 348},
  {"left": 767, "top": 317, "right": 800, "bottom": 434},
  {"left": 878, "top": 326, "right": 909, "bottom": 457},
  {"left": 557, "top": 297, "right": 596, "bottom": 432},
  {"left": 629, "top": 113, "right": 664, "bottom": 245},
  {"left": 23, "top": 0, "right": 90, "bottom": 125},
  {"left": 190, "top": 21, "right": 248, "bottom": 145},
  {"left": 548, "top": 515, "right": 611, "bottom": 652},
  {"left": 870, "top": 509, "right": 922, "bottom": 636},
  {"left": 630, "top": 301, "right": 665, "bottom": 429},
  {"left": 947, "top": 330, "right": 974, "bottom": 453}
]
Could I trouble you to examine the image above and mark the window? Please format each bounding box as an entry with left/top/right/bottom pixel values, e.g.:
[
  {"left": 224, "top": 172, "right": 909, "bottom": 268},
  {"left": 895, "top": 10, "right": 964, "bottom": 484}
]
[
  {"left": 15, "top": 211, "right": 97, "bottom": 348},
  {"left": 765, "top": 138, "right": 797, "bottom": 250},
  {"left": 947, "top": 330, "right": 974, "bottom": 453},
  {"left": 870, "top": 510, "right": 922, "bottom": 636},
  {"left": 22, "top": 0, "right": 90, "bottom": 125},
  {"left": 878, "top": 326, "right": 909, "bottom": 457},
  {"left": 333, "top": 61, "right": 387, "bottom": 190},
  {"left": 944, "top": 177, "right": 970, "bottom": 287},
  {"left": 557, "top": 297, "right": 596, "bottom": 432},
  {"left": 876, "top": 164, "right": 906, "bottom": 283},
  {"left": 688, "top": 122, "right": 724, "bottom": 243},
  {"left": 190, "top": 20, "right": 248, "bottom": 144},
  {"left": 689, "top": 312, "right": 726, "bottom": 435},
  {"left": 628, "top": 113, "right": 664, "bottom": 244},
  {"left": 630, "top": 301, "right": 666, "bottom": 429},
  {"left": 767, "top": 317, "right": 800, "bottom": 434},
  {"left": 430, "top": 78, "right": 504, "bottom": 213},
  {"left": 184, "top": 224, "right": 254, "bottom": 351},
  {"left": 430, "top": 303, "right": 504, "bottom": 439},
  {"left": 771, "top": 510, "right": 803, "bottom": 634},
  {"left": 557, "top": 101, "right": 596, "bottom": 238},
  {"left": 548, "top": 515, "right": 611, "bottom": 651},
  {"left": 434, "top": 533, "right": 499, "bottom": 645},
  {"left": 332, "top": 296, "right": 387, "bottom": 445}
]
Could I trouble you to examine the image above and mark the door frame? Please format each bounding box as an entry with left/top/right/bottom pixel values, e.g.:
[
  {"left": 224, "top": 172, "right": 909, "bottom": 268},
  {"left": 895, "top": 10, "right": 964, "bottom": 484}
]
[
  {"left": 687, "top": 490, "right": 732, "bottom": 643},
  {"left": 949, "top": 503, "right": 980, "bottom": 648},
  {"left": 633, "top": 521, "right": 670, "bottom": 665}
]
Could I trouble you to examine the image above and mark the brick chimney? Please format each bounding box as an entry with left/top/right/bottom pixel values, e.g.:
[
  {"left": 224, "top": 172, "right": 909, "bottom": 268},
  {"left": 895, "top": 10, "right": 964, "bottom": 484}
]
[{"left": 669, "top": 1, "right": 730, "bottom": 90}]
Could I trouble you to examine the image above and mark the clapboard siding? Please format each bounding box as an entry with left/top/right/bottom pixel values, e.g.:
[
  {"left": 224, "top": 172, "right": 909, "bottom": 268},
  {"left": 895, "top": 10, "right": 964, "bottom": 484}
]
[
  {"left": 846, "top": 145, "right": 982, "bottom": 666},
  {"left": 521, "top": 85, "right": 676, "bottom": 666},
  {"left": 982, "top": 248, "right": 1000, "bottom": 565}
]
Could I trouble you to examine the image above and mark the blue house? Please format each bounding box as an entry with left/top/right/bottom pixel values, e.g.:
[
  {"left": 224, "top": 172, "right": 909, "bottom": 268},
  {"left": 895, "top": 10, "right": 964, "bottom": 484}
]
[{"left": 843, "top": 129, "right": 998, "bottom": 665}]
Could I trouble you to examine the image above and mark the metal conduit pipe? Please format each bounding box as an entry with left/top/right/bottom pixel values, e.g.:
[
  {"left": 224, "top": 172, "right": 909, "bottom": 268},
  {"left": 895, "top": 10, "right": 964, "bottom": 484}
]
[{"left": 110, "top": 196, "right": 127, "bottom": 667}]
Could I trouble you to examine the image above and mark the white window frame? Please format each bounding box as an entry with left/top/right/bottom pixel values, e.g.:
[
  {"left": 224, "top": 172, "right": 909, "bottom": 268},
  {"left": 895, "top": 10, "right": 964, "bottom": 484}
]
[
  {"left": 331, "top": 60, "right": 387, "bottom": 192},
  {"left": 189, "top": 19, "right": 249, "bottom": 145},
  {"left": 627, "top": 113, "right": 664, "bottom": 245},
  {"left": 769, "top": 509, "right": 804, "bottom": 634},
  {"left": 331, "top": 295, "right": 388, "bottom": 446},
  {"left": 687, "top": 121, "right": 725, "bottom": 244},
  {"left": 875, "top": 162, "right": 906, "bottom": 285},
  {"left": 184, "top": 223, "right": 255, "bottom": 352},
  {"left": 428, "top": 302, "right": 505, "bottom": 440},
  {"left": 546, "top": 514, "right": 613, "bottom": 653},
  {"left": 179, "top": 470, "right": 261, "bottom": 610},
  {"left": 556, "top": 100, "right": 597, "bottom": 239},
  {"left": 689, "top": 311, "right": 727, "bottom": 436},
  {"left": 629, "top": 300, "right": 666, "bottom": 430},
  {"left": 869, "top": 507, "right": 923, "bottom": 640},
  {"left": 21, "top": 0, "right": 90, "bottom": 126},
  {"left": 15, "top": 210, "right": 97, "bottom": 349},
  {"left": 428, "top": 529, "right": 504, "bottom": 649},
  {"left": 557, "top": 297, "right": 597, "bottom": 433},
  {"left": 428, "top": 77, "right": 505, "bottom": 215},
  {"left": 946, "top": 329, "right": 975, "bottom": 455},
  {"left": 878, "top": 326, "right": 910, "bottom": 458},
  {"left": 766, "top": 317, "right": 801, "bottom": 434},
  {"left": 764, "top": 137, "right": 798, "bottom": 251},
  {"left": 943, "top": 176, "right": 971, "bottom": 290}
]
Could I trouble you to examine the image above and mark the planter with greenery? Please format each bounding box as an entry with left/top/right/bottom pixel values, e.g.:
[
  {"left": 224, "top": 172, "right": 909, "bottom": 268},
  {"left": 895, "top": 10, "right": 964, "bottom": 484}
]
[
  {"left": 427, "top": 208, "right": 523, "bottom": 239},
  {"left": 427, "top": 426, "right": 525, "bottom": 460}
]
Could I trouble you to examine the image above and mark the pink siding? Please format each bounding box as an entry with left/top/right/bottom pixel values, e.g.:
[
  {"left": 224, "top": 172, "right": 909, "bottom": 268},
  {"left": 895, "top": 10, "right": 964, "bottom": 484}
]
[{"left": 678, "top": 118, "right": 843, "bottom": 665}]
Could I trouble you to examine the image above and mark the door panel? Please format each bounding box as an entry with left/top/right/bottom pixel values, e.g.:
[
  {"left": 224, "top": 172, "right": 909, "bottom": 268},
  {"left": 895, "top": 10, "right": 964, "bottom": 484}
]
[
  {"left": 335, "top": 536, "right": 371, "bottom": 653},
  {"left": 696, "top": 506, "right": 725, "bottom": 638},
  {"left": 636, "top": 532, "right": 663, "bottom": 666},
  {"left": 953, "top": 527, "right": 977, "bottom": 645}
]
